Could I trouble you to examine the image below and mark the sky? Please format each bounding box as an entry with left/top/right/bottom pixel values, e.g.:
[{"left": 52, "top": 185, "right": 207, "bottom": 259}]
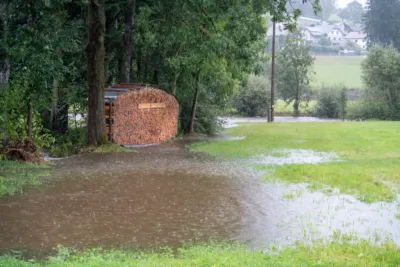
[{"left": 337, "top": 0, "right": 366, "bottom": 8}]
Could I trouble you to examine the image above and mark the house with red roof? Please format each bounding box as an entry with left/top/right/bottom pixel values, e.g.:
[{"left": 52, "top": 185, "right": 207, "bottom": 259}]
[{"left": 344, "top": 31, "right": 367, "bottom": 49}]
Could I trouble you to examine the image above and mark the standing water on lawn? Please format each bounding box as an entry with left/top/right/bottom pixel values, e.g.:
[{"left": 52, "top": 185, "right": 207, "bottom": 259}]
[{"left": 0, "top": 133, "right": 399, "bottom": 254}]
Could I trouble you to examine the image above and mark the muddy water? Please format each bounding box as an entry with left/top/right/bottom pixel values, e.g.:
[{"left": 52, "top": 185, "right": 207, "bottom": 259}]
[{"left": 0, "top": 136, "right": 399, "bottom": 253}]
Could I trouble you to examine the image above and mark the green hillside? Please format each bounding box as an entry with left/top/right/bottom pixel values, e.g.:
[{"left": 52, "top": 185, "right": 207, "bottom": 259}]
[{"left": 313, "top": 56, "right": 364, "bottom": 89}]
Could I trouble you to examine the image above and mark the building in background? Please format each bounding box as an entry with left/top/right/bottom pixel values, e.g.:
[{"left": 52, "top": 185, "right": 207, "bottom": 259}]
[{"left": 344, "top": 31, "right": 367, "bottom": 49}]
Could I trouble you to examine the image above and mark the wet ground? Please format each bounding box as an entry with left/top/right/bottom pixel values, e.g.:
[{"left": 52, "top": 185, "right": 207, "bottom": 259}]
[
  {"left": 222, "top": 116, "right": 339, "bottom": 128},
  {"left": 0, "top": 117, "right": 399, "bottom": 253}
]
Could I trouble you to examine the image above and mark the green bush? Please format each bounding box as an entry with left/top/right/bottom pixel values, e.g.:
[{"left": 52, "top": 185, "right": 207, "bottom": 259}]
[
  {"left": 233, "top": 75, "right": 271, "bottom": 117},
  {"left": 349, "top": 44, "right": 400, "bottom": 121},
  {"left": 315, "top": 85, "right": 347, "bottom": 119},
  {"left": 347, "top": 92, "right": 400, "bottom": 121},
  {"left": 179, "top": 100, "right": 223, "bottom": 135},
  {"left": 310, "top": 44, "right": 340, "bottom": 54},
  {"left": 49, "top": 127, "right": 86, "bottom": 157}
]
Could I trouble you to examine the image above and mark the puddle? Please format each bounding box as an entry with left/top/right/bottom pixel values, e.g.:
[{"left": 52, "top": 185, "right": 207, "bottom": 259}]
[
  {"left": 223, "top": 117, "right": 339, "bottom": 128},
  {"left": 256, "top": 149, "right": 341, "bottom": 165},
  {"left": 0, "top": 138, "right": 398, "bottom": 254}
]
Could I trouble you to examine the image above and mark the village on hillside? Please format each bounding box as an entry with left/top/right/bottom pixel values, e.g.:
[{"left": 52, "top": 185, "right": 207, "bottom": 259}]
[{"left": 267, "top": 16, "right": 367, "bottom": 55}]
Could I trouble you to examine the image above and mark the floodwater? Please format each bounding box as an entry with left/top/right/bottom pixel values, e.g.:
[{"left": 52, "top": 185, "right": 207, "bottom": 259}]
[
  {"left": 0, "top": 118, "right": 399, "bottom": 254},
  {"left": 222, "top": 116, "right": 339, "bottom": 128}
]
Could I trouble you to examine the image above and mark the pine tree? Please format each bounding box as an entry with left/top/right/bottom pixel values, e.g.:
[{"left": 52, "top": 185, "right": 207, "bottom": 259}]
[{"left": 364, "top": 0, "right": 400, "bottom": 50}]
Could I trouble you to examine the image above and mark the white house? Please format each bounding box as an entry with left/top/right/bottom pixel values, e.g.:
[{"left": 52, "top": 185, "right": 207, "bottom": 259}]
[
  {"left": 327, "top": 27, "right": 346, "bottom": 46},
  {"left": 344, "top": 31, "right": 367, "bottom": 49},
  {"left": 301, "top": 23, "right": 346, "bottom": 46}
]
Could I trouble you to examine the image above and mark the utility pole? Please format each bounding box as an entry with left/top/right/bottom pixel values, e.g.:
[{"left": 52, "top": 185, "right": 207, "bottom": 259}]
[{"left": 269, "top": 20, "right": 276, "bottom": 122}]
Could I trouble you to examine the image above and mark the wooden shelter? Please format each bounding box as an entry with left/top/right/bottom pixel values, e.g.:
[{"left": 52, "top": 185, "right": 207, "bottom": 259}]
[{"left": 105, "top": 83, "right": 179, "bottom": 145}]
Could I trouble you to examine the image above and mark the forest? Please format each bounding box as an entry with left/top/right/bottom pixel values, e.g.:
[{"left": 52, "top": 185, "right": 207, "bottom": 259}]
[{"left": 0, "top": 0, "right": 321, "bottom": 159}]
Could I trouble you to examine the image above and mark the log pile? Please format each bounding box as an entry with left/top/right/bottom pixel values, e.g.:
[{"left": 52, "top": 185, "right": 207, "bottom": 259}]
[{"left": 112, "top": 85, "right": 179, "bottom": 145}]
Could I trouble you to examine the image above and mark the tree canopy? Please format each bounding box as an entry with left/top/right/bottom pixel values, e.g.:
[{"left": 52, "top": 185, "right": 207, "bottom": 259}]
[
  {"left": 0, "top": 0, "right": 321, "bottom": 151},
  {"left": 364, "top": 0, "right": 400, "bottom": 50},
  {"left": 339, "top": 1, "right": 364, "bottom": 23},
  {"left": 276, "top": 34, "right": 315, "bottom": 116}
]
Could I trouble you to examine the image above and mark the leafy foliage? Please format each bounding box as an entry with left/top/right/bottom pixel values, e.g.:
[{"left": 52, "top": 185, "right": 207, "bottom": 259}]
[
  {"left": 364, "top": 0, "right": 400, "bottom": 50},
  {"left": 339, "top": 1, "right": 364, "bottom": 23},
  {"left": 315, "top": 85, "right": 347, "bottom": 119},
  {"left": 359, "top": 44, "right": 400, "bottom": 119},
  {"left": 276, "top": 35, "right": 315, "bottom": 116},
  {"left": 233, "top": 75, "right": 271, "bottom": 117},
  {"left": 0, "top": 0, "right": 323, "bottom": 157}
]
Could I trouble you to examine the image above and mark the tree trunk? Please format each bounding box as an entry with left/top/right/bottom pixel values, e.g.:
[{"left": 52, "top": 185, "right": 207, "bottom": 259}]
[
  {"left": 0, "top": 58, "right": 9, "bottom": 85},
  {"left": 119, "top": 0, "right": 136, "bottom": 83},
  {"left": 293, "top": 99, "right": 300, "bottom": 117},
  {"left": 153, "top": 69, "right": 158, "bottom": 85},
  {"left": 172, "top": 72, "right": 179, "bottom": 96},
  {"left": 27, "top": 99, "right": 33, "bottom": 140},
  {"left": 188, "top": 70, "right": 200, "bottom": 134},
  {"left": 50, "top": 79, "right": 58, "bottom": 131},
  {"left": 86, "top": 0, "right": 106, "bottom": 146},
  {"left": 294, "top": 75, "right": 300, "bottom": 117}
]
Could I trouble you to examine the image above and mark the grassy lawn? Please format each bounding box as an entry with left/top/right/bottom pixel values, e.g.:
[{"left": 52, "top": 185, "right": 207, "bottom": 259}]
[
  {"left": 313, "top": 56, "right": 364, "bottom": 89},
  {"left": 0, "top": 160, "right": 50, "bottom": 197},
  {"left": 191, "top": 121, "right": 400, "bottom": 203},
  {"left": 1, "top": 241, "right": 399, "bottom": 266}
]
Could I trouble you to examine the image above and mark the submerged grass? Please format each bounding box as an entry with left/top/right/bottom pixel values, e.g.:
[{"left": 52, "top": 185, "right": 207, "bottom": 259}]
[
  {"left": 0, "top": 160, "right": 51, "bottom": 197},
  {"left": 1, "top": 241, "right": 399, "bottom": 266},
  {"left": 191, "top": 122, "right": 400, "bottom": 202}
]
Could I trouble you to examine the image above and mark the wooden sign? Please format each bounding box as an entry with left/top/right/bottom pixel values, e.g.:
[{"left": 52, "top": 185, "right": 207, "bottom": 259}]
[{"left": 138, "top": 103, "right": 166, "bottom": 109}]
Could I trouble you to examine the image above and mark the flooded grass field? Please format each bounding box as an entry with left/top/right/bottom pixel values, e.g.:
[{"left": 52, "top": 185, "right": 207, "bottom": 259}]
[{"left": 1, "top": 118, "right": 400, "bottom": 265}]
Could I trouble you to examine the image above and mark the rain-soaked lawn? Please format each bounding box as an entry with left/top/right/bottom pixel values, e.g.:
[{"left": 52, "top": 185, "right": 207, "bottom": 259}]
[
  {"left": 1, "top": 120, "right": 400, "bottom": 266},
  {"left": 192, "top": 121, "right": 400, "bottom": 203}
]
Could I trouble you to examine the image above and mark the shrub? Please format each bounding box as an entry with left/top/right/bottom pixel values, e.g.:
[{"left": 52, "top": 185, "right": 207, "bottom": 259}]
[
  {"left": 315, "top": 85, "right": 347, "bottom": 119},
  {"left": 347, "top": 89, "right": 400, "bottom": 121},
  {"left": 353, "top": 44, "right": 400, "bottom": 121},
  {"left": 233, "top": 75, "right": 271, "bottom": 117},
  {"left": 179, "top": 97, "right": 224, "bottom": 135},
  {"left": 310, "top": 44, "right": 340, "bottom": 54},
  {"left": 49, "top": 127, "right": 86, "bottom": 157}
]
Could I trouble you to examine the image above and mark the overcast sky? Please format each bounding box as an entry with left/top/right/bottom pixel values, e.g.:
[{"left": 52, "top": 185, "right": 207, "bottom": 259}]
[{"left": 337, "top": 0, "right": 366, "bottom": 8}]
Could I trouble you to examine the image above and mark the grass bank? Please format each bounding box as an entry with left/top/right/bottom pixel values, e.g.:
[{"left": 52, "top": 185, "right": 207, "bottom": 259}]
[
  {"left": 0, "top": 160, "right": 50, "bottom": 197},
  {"left": 1, "top": 241, "right": 399, "bottom": 266},
  {"left": 313, "top": 56, "right": 363, "bottom": 89},
  {"left": 191, "top": 121, "right": 400, "bottom": 202}
]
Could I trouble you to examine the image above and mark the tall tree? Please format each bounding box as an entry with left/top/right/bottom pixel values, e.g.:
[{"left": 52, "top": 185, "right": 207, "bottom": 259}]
[
  {"left": 119, "top": 0, "right": 135, "bottom": 83},
  {"left": 339, "top": 1, "right": 364, "bottom": 23},
  {"left": 276, "top": 35, "right": 315, "bottom": 116},
  {"left": 320, "top": 0, "right": 337, "bottom": 20},
  {"left": 86, "top": 0, "right": 106, "bottom": 145},
  {"left": 364, "top": 0, "right": 400, "bottom": 50},
  {"left": 2, "top": 0, "right": 78, "bottom": 141},
  {"left": 362, "top": 44, "right": 400, "bottom": 110}
]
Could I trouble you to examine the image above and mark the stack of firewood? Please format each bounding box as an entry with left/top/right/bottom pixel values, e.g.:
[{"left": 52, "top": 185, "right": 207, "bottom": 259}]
[{"left": 113, "top": 87, "right": 179, "bottom": 145}]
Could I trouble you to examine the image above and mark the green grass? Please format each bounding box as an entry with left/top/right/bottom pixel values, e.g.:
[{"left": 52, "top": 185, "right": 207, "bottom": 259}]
[
  {"left": 1, "top": 241, "right": 399, "bottom": 266},
  {"left": 0, "top": 160, "right": 50, "bottom": 197},
  {"left": 191, "top": 122, "right": 400, "bottom": 202},
  {"left": 0, "top": 160, "right": 49, "bottom": 169},
  {"left": 313, "top": 56, "right": 364, "bottom": 89}
]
